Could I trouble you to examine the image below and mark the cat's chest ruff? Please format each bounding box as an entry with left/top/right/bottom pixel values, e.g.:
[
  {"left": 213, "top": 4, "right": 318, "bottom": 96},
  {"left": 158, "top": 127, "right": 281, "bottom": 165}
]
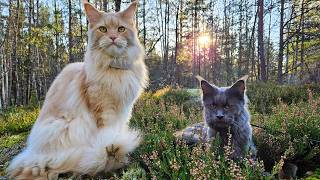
[
  {"left": 109, "top": 57, "right": 133, "bottom": 70},
  {"left": 85, "top": 71, "right": 141, "bottom": 127},
  {"left": 88, "top": 71, "right": 140, "bottom": 100}
]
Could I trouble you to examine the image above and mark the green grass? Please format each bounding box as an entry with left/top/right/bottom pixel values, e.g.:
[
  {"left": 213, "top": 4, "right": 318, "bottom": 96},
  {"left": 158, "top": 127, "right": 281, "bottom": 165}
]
[
  {"left": 306, "top": 168, "right": 320, "bottom": 180},
  {"left": 0, "top": 83, "right": 319, "bottom": 179},
  {"left": 247, "top": 83, "right": 320, "bottom": 114},
  {"left": 0, "top": 132, "right": 28, "bottom": 148},
  {"left": 0, "top": 107, "right": 39, "bottom": 136}
]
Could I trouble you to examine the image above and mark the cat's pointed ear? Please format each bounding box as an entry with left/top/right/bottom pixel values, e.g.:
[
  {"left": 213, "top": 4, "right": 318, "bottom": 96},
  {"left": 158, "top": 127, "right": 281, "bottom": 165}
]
[
  {"left": 83, "top": 0, "right": 102, "bottom": 24},
  {"left": 120, "top": 1, "right": 137, "bottom": 22},
  {"left": 229, "top": 75, "right": 248, "bottom": 97},
  {"left": 196, "top": 75, "right": 218, "bottom": 97}
]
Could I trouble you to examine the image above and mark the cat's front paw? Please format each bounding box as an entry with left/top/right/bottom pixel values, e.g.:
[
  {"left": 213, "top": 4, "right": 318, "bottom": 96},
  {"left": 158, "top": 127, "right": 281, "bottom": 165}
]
[
  {"left": 105, "top": 144, "right": 126, "bottom": 162},
  {"left": 8, "top": 165, "right": 58, "bottom": 180},
  {"left": 105, "top": 144, "right": 128, "bottom": 171}
]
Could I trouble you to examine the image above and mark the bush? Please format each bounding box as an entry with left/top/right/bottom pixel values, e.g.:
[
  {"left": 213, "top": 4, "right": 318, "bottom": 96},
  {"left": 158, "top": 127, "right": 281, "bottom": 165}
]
[
  {"left": 247, "top": 83, "right": 319, "bottom": 114},
  {"left": 306, "top": 168, "right": 320, "bottom": 179},
  {"left": 0, "top": 107, "right": 39, "bottom": 136},
  {"left": 153, "top": 87, "right": 198, "bottom": 106},
  {"left": 1, "top": 84, "right": 319, "bottom": 178},
  {"left": 129, "top": 90, "right": 266, "bottom": 179},
  {"left": 120, "top": 164, "right": 147, "bottom": 180},
  {"left": 0, "top": 132, "right": 28, "bottom": 148},
  {"left": 253, "top": 91, "right": 320, "bottom": 173}
]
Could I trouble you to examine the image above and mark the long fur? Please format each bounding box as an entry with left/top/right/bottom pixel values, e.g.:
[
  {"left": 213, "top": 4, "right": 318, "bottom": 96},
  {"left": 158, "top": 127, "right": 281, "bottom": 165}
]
[
  {"left": 178, "top": 76, "right": 255, "bottom": 159},
  {"left": 7, "top": 2, "right": 147, "bottom": 179}
]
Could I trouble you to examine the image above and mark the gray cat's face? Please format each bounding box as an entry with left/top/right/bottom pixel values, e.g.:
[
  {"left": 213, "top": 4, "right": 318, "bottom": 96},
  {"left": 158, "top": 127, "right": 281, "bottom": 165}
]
[{"left": 200, "top": 77, "right": 247, "bottom": 129}]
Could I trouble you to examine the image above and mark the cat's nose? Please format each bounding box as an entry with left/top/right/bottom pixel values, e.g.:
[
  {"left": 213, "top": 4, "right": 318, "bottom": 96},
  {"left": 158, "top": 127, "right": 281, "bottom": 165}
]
[
  {"left": 216, "top": 115, "right": 224, "bottom": 119},
  {"left": 110, "top": 36, "right": 117, "bottom": 41}
]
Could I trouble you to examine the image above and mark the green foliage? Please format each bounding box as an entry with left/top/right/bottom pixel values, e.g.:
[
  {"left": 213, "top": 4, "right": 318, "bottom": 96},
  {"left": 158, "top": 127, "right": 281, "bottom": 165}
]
[
  {"left": 129, "top": 89, "right": 266, "bottom": 179},
  {"left": 119, "top": 164, "right": 147, "bottom": 180},
  {"left": 152, "top": 87, "right": 198, "bottom": 105},
  {"left": 306, "top": 168, "right": 320, "bottom": 180},
  {"left": 247, "top": 83, "right": 320, "bottom": 114},
  {"left": 1, "top": 84, "right": 319, "bottom": 178},
  {"left": 0, "top": 132, "right": 28, "bottom": 148},
  {"left": 253, "top": 92, "right": 320, "bottom": 173},
  {"left": 131, "top": 91, "right": 200, "bottom": 134},
  {"left": 0, "top": 107, "right": 39, "bottom": 136}
]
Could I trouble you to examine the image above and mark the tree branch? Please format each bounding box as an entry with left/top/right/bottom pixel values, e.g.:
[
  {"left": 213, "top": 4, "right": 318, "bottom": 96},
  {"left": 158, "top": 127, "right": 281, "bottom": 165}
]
[{"left": 146, "top": 35, "right": 163, "bottom": 56}]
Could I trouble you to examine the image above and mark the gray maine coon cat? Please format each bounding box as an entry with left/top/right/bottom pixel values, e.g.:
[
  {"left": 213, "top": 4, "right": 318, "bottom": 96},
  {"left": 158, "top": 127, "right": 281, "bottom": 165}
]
[{"left": 179, "top": 75, "right": 256, "bottom": 159}]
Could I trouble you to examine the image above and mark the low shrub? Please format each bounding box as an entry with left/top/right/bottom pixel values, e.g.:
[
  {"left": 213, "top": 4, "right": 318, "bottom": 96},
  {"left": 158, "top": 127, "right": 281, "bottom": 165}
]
[
  {"left": 0, "top": 132, "right": 28, "bottom": 148},
  {"left": 306, "top": 168, "right": 320, "bottom": 180},
  {"left": 253, "top": 91, "right": 320, "bottom": 174},
  {"left": 247, "top": 83, "right": 319, "bottom": 114},
  {"left": 120, "top": 164, "right": 147, "bottom": 180},
  {"left": 0, "top": 107, "right": 39, "bottom": 136},
  {"left": 130, "top": 92, "right": 266, "bottom": 179},
  {"left": 151, "top": 83, "right": 320, "bottom": 115},
  {"left": 0, "top": 84, "right": 319, "bottom": 178},
  {"left": 153, "top": 87, "right": 198, "bottom": 106}
]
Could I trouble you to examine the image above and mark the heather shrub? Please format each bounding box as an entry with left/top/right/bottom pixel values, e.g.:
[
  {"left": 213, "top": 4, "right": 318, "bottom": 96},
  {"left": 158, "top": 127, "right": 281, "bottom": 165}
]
[
  {"left": 253, "top": 91, "right": 320, "bottom": 174},
  {"left": 247, "top": 83, "right": 319, "bottom": 114},
  {"left": 0, "top": 107, "right": 39, "bottom": 136},
  {"left": 0, "top": 84, "right": 319, "bottom": 178},
  {"left": 129, "top": 92, "right": 266, "bottom": 179},
  {"left": 152, "top": 87, "right": 198, "bottom": 106}
]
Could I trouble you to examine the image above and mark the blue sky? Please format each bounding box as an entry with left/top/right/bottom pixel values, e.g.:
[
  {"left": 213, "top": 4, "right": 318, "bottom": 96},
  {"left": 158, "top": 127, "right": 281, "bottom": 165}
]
[{"left": 0, "top": 0, "right": 283, "bottom": 50}]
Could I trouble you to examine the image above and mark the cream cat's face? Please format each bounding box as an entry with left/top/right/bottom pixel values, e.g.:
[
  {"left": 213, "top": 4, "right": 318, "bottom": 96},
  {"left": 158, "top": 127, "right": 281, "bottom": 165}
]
[{"left": 84, "top": 1, "right": 138, "bottom": 57}]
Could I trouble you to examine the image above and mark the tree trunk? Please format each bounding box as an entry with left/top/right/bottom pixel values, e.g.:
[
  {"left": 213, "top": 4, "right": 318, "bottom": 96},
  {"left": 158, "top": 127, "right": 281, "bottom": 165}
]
[
  {"left": 103, "top": 0, "right": 108, "bottom": 12},
  {"left": 173, "top": 1, "right": 179, "bottom": 86},
  {"left": 266, "top": 0, "right": 272, "bottom": 80},
  {"left": 299, "top": 0, "right": 305, "bottom": 79},
  {"left": 25, "top": 0, "right": 35, "bottom": 105},
  {"left": 55, "top": 0, "right": 60, "bottom": 71},
  {"left": 142, "top": 0, "right": 146, "bottom": 47},
  {"left": 250, "top": 8, "right": 258, "bottom": 80},
  {"left": 68, "top": 0, "right": 73, "bottom": 63},
  {"left": 238, "top": 0, "right": 243, "bottom": 77},
  {"left": 277, "top": 0, "right": 284, "bottom": 83},
  {"left": 258, "top": 0, "right": 266, "bottom": 82},
  {"left": 10, "top": 0, "right": 20, "bottom": 105},
  {"left": 224, "top": 0, "right": 232, "bottom": 84},
  {"left": 192, "top": 0, "right": 196, "bottom": 85},
  {"left": 115, "top": 0, "right": 121, "bottom": 12}
]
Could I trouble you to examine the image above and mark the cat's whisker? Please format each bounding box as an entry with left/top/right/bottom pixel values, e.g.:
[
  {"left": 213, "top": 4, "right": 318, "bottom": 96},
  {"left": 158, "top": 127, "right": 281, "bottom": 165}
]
[
  {"left": 89, "top": 44, "right": 104, "bottom": 51},
  {"left": 179, "top": 76, "right": 255, "bottom": 159}
]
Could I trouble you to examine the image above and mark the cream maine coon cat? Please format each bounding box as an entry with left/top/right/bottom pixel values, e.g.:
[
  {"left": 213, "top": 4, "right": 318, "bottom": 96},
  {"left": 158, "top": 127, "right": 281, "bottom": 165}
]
[{"left": 7, "top": 1, "right": 148, "bottom": 179}]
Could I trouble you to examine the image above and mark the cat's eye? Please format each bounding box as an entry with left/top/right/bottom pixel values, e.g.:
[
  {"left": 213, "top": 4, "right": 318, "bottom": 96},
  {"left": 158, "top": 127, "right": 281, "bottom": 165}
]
[
  {"left": 118, "top": 26, "right": 126, "bottom": 32},
  {"left": 210, "top": 104, "right": 216, "bottom": 109},
  {"left": 224, "top": 104, "right": 231, "bottom": 110},
  {"left": 99, "top": 26, "right": 107, "bottom": 33}
]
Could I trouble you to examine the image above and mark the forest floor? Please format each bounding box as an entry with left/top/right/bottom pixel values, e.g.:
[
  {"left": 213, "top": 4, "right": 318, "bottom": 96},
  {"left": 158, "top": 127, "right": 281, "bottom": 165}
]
[{"left": 0, "top": 84, "right": 320, "bottom": 179}]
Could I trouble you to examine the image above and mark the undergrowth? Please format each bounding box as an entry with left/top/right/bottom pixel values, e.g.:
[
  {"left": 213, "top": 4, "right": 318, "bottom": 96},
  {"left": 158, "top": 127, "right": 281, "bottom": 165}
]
[{"left": 0, "top": 83, "right": 319, "bottom": 179}]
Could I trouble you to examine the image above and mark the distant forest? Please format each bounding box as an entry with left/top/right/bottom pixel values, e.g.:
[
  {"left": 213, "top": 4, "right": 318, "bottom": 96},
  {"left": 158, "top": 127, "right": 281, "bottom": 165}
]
[{"left": 0, "top": 0, "right": 319, "bottom": 109}]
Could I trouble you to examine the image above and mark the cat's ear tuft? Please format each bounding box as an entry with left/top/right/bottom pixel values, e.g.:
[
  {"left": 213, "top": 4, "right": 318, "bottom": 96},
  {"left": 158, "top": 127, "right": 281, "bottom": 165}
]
[
  {"left": 83, "top": 1, "right": 102, "bottom": 24},
  {"left": 239, "top": 75, "right": 249, "bottom": 82},
  {"left": 195, "top": 75, "right": 204, "bottom": 82},
  {"left": 120, "top": 1, "right": 137, "bottom": 22},
  {"left": 229, "top": 75, "right": 248, "bottom": 97},
  {"left": 196, "top": 76, "right": 217, "bottom": 97}
]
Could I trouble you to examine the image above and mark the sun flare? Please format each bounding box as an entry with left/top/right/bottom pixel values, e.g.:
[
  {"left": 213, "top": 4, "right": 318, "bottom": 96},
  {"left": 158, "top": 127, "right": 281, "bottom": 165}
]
[{"left": 198, "top": 34, "right": 210, "bottom": 46}]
